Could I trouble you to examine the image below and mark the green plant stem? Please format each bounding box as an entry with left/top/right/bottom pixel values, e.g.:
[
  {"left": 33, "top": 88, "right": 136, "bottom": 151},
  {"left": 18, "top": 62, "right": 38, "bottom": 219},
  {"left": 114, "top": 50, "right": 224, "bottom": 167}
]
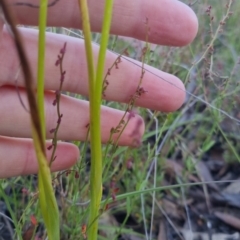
[
  {"left": 1, "top": 1, "right": 59, "bottom": 239},
  {"left": 37, "top": 0, "right": 48, "bottom": 140},
  {"left": 77, "top": 0, "right": 97, "bottom": 237},
  {"left": 102, "top": 180, "right": 234, "bottom": 204},
  {"left": 37, "top": 1, "right": 60, "bottom": 239},
  {"left": 78, "top": 0, "right": 113, "bottom": 238},
  {"left": 217, "top": 123, "right": 240, "bottom": 162},
  {"left": 90, "top": 2, "right": 114, "bottom": 236}
]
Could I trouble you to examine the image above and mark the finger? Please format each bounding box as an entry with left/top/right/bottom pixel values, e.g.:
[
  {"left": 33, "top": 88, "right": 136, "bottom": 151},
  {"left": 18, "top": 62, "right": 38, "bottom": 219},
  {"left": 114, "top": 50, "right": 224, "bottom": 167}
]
[
  {"left": 0, "top": 86, "right": 144, "bottom": 146},
  {"left": 0, "top": 136, "right": 79, "bottom": 178},
  {"left": 1, "top": 27, "right": 185, "bottom": 112},
  {"left": 10, "top": 0, "right": 198, "bottom": 46},
  {"left": 0, "top": 17, "right": 3, "bottom": 35}
]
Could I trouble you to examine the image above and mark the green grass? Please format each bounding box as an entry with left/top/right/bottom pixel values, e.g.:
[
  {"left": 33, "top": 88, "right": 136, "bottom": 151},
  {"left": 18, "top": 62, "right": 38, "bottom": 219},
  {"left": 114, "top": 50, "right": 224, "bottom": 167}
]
[{"left": 1, "top": 0, "right": 240, "bottom": 239}]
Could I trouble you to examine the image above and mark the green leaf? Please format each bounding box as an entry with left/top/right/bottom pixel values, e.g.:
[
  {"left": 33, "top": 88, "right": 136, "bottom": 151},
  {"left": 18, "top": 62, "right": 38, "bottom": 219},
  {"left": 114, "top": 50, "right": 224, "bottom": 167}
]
[
  {"left": 36, "top": 1, "right": 60, "bottom": 239},
  {"left": 33, "top": 137, "right": 59, "bottom": 240}
]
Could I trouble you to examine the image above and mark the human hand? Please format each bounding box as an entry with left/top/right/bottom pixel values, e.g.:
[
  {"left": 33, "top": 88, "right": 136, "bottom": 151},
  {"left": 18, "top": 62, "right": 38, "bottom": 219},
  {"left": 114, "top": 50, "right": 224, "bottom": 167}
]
[{"left": 0, "top": 0, "right": 198, "bottom": 178}]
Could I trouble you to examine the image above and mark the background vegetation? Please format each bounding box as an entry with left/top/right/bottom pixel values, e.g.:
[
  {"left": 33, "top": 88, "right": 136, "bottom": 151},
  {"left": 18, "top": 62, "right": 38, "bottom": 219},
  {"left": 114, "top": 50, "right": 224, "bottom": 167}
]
[{"left": 1, "top": 0, "right": 240, "bottom": 239}]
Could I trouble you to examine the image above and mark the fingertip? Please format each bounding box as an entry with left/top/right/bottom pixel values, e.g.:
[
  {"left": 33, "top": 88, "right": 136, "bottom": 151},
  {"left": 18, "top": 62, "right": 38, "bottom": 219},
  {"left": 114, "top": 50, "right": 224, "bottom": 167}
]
[
  {"left": 117, "top": 112, "right": 145, "bottom": 147},
  {"left": 165, "top": 76, "right": 186, "bottom": 112},
  {"left": 50, "top": 142, "right": 80, "bottom": 172},
  {"left": 141, "top": 0, "right": 199, "bottom": 46},
  {"left": 177, "top": 2, "right": 199, "bottom": 46},
  {"left": 129, "top": 113, "right": 145, "bottom": 147}
]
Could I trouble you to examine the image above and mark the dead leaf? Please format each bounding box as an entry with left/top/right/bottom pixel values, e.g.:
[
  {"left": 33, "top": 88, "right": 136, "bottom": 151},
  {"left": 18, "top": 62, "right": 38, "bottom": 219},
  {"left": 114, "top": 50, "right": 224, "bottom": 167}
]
[
  {"left": 211, "top": 192, "right": 240, "bottom": 209},
  {"left": 164, "top": 159, "right": 199, "bottom": 182},
  {"left": 158, "top": 219, "right": 167, "bottom": 240},
  {"left": 223, "top": 178, "right": 240, "bottom": 194},
  {"left": 195, "top": 161, "right": 219, "bottom": 191},
  {"left": 161, "top": 198, "right": 184, "bottom": 220},
  {"left": 214, "top": 211, "right": 240, "bottom": 230},
  {"left": 181, "top": 229, "right": 239, "bottom": 240},
  {"left": 22, "top": 224, "right": 36, "bottom": 240}
]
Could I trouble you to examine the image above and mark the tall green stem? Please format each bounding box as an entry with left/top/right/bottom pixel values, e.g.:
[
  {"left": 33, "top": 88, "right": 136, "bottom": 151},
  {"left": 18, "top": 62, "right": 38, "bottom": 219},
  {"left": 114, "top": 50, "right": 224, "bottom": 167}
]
[
  {"left": 37, "top": 0, "right": 48, "bottom": 140},
  {"left": 37, "top": 1, "right": 60, "bottom": 239},
  {"left": 0, "top": 1, "right": 59, "bottom": 238},
  {"left": 78, "top": 0, "right": 114, "bottom": 239}
]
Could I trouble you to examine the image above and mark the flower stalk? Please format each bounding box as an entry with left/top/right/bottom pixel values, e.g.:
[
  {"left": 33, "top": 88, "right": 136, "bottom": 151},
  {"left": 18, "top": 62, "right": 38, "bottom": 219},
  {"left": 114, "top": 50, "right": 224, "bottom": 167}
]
[
  {"left": 78, "top": 0, "right": 114, "bottom": 238},
  {"left": 0, "top": 0, "right": 60, "bottom": 239},
  {"left": 36, "top": 1, "right": 60, "bottom": 239}
]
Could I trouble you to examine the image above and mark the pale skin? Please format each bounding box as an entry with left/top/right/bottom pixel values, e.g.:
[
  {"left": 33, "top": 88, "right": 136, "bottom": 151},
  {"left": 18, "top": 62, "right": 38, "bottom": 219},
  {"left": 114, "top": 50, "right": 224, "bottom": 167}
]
[{"left": 0, "top": 0, "right": 198, "bottom": 178}]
